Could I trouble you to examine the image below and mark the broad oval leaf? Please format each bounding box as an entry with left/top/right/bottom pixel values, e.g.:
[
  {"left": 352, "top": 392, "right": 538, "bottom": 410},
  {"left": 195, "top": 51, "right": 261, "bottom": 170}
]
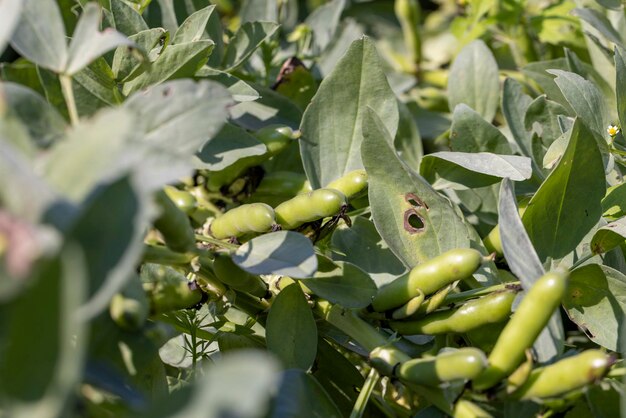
[
  {"left": 590, "top": 217, "right": 626, "bottom": 254},
  {"left": 522, "top": 118, "right": 606, "bottom": 261},
  {"left": 194, "top": 123, "right": 267, "bottom": 171},
  {"left": 266, "top": 283, "right": 318, "bottom": 370},
  {"left": 233, "top": 231, "right": 317, "bottom": 278},
  {"left": 105, "top": 0, "right": 150, "bottom": 36},
  {"left": 331, "top": 217, "right": 407, "bottom": 287},
  {"left": 303, "top": 259, "right": 377, "bottom": 309},
  {"left": 66, "top": 3, "right": 138, "bottom": 76},
  {"left": 172, "top": 4, "right": 217, "bottom": 44},
  {"left": 300, "top": 37, "right": 399, "bottom": 189},
  {"left": 603, "top": 183, "right": 626, "bottom": 220},
  {"left": 450, "top": 104, "right": 512, "bottom": 154},
  {"left": 269, "top": 369, "right": 342, "bottom": 418},
  {"left": 572, "top": 8, "right": 624, "bottom": 47},
  {"left": 563, "top": 264, "right": 626, "bottom": 352},
  {"left": 502, "top": 78, "right": 533, "bottom": 157},
  {"left": 420, "top": 152, "right": 531, "bottom": 190},
  {"left": 615, "top": 46, "right": 626, "bottom": 131},
  {"left": 10, "top": 0, "right": 68, "bottom": 72},
  {"left": 361, "top": 108, "right": 491, "bottom": 273},
  {"left": 222, "top": 21, "right": 280, "bottom": 71},
  {"left": 0, "top": 0, "right": 22, "bottom": 55},
  {"left": 303, "top": 0, "right": 346, "bottom": 56},
  {"left": 498, "top": 178, "right": 563, "bottom": 361},
  {"left": 447, "top": 40, "right": 499, "bottom": 122}
]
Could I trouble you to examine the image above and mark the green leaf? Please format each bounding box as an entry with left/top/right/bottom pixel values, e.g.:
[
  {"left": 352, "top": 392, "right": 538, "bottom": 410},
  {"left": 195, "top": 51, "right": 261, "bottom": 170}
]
[
  {"left": 303, "top": 258, "right": 377, "bottom": 309},
  {"left": 300, "top": 37, "right": 399, "bottom": 189},
  {"left": 0, "top": 82, "right": 67, "bottom": 147},
  {"left": 0, "top": 0, "right": 22, "bottom": 55},
  {"left": 72, "top": 57, "right": 125, "bottom": 117},
  {"left": 524, "top": 95, "right": 570, "bottom": 150},
  {"left": 548, "top": 69, "right": 610, "bottom": 139},
  {"left": 522, "top": 118, "right": 606, "bottom": 261},
  {"left": 498, "top": 179, "right": 563, "bottom": 361},
  {"left": 331, "top": 217, "right": 407, "bottom": 287},
  {"left": 303, "top": 0, "right": 346, "bottom": 56},
  {"left": 112, "top": 28, "right": 168, "bottom": 83},
  {"left": 563, "top": 264, "right": 626, "bottom": 352},
  {"left": 142, "top": 351, "right": 280, "bottom": 418},
  {"left": 590, "top": 218, "right": 626, "bottom": 254},
  {"left": 10, "top": 0, "right": 68, "bottom": 72},
  {"left": 233, "top": 231, "right": 318, "bottom": 278},
  {"left": 502, "top": 78, "right": 533, "bottom": 157},
  {"left": 394, "top": 99, "right": 423, "bottom": 171},
  {"left": 66, "top": 3, "right": 138, "bottom": 75},
  {"left": 105, "top": 0, "right": 150, "bottom": 36},
  {"left": 0, "top": 245, "right": 87, "bottom": 418},
  {"left": 172, "top": 4, "right": 217, "bottom": 44},
  {"left": 420, "top": 152, "right": 531, "bottom": 190},
  {"left": 239, "top": 0, "right": 278, "bottom": 23},
  {"left": 122, "top": 40, "right": 214, "bottom": 94},
  {"left": 572, "top": 8, "right": 624, "bottom": 47},
  {"left": 449, "top": 104, "right": 512, "bottom": 154},
  {"left": 67, "top": 177, "right": 149, "bottom": 319},
  {"left": 269, "top": 369, "right": 342, "bottom": 418},
  {"left": 447, "top": 40, "right": 499, "bottom": 122},
  {"left": 266, "top": 283, "right": 318, "bottom": 370},
  {"left": 194, "top": 123, "right": 267, "bottom": 171},
  {"left": 230, "top": 84, "right": 301, "bottom": 130},
  {"left": 197, "top": 68, "right": 259, "bottom": 102},
  {"left": 522, "top": 58, "right": 574, "bottom": 114},
  {"left": 124, "top": 79, "right": 232, "bottom": 155},
  {"left": 273, "top": 60, "right": 318, "bottom": 111},
  {"left": 221, "top": 21, "right": 280, "bottom": 71},
  {"left": 614, "top": 46, "right": 626, "bottom": 130},
  {"left": 603, "top": 183, "right": 626, "bottom": 220},
  {"left": 361, "top": 108, "right": 491, "bottom": 273}
]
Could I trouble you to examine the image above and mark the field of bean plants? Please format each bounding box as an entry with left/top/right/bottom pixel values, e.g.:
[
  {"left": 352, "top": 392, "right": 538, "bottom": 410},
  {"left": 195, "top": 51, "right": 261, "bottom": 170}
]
[{"left": 1, "top": 0, "right": 625, "bottom": 417}]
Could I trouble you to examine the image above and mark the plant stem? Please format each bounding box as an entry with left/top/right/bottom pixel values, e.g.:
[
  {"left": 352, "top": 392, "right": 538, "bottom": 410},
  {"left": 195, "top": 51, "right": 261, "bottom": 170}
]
[
  {"left": 349, "top": 368, "right": 380, "bottom": 418},
  {"left": 571, "top": 252, "right": 596, "bottom": 269},
  {"left": 442, "top": 282, "right": 521, "bottom": 305},
  {"left": 59, "top": 74, "right": 79, "bottom": 126},
  {"left": 195, "top": 234, "right": 239, "bottom": 250}
]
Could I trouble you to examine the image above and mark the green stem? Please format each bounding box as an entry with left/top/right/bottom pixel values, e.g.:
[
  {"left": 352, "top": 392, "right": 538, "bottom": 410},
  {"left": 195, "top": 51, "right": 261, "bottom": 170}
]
[
  {"left": 59, "top": 74, "right": 79, "bottom": 126},
  {"left": 607, "top": 367, "right": 626, "bottom": 378},
  {"left": 349, "top": 368, "right": 380, "bottom": 418},
  {"left": 195, "top": 234, "right": 239, "bottom": 250},
  {"left": 441, "top": 282, "right": 521, "bottom": 305},
  {"left": 142, "top": 244, "right": 197, "bottom": 266},
  {"left": 571, "top": 252, "right": 596, "bottom": 269}
]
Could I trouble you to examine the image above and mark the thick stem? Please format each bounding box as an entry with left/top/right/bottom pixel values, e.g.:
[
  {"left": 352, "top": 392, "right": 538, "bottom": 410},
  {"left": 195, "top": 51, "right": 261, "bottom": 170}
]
[
  {"left": 59, "top": 74, "right": 79, "bottom": 126},
  {"left": 349, "top": 368, "right": 380, "bottom": 418}
]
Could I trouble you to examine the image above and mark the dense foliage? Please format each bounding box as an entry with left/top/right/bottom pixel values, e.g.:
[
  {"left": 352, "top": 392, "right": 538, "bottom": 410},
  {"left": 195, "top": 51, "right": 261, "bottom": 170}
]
[{"left": 1, "top": 0, "right": 625, "bottom": 417}]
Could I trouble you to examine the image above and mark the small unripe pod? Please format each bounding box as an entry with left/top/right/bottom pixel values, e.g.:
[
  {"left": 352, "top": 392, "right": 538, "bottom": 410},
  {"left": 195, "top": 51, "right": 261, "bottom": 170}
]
[
  {"left": 371, "top": 248, "right": 485, "bottom": 312},
  {"left": 326, "top": 169, "right": 368, "bottom": 199},
  {"left": 163, "top": 185, "right": 197, "bottom": 215},
  {"left": 153, "top": 190, "right": 196, "bottom": 253},
  {"left": 511, "top": 350, "right": 612, "bottom": 400},
  {"left": 396, "top": 348, "right": 488, "bottom": 386},
  {"left": 390, "top": 288, "right": 518, "bottom": 335},
  {"left": 209, "top": 203, "right": 276, "bottom": 239},
  {"left": 274, "top": 188, "right": 347, "bottom": 230},
  {"left": 211, "top": 253, "right": 269, "bottom": 298}
]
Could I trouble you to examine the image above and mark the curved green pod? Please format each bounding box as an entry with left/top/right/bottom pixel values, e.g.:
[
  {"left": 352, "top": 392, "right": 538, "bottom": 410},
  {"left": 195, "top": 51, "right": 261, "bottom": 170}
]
[
  {"left": 389, "top": 288, "right": 518, "bottom": 335},
  {"left": 511, "top": 350, "right": 612, "bottom": 400},
  {"left": 371, "top": 248, "right": 485, "bottom": 312},
  {"left": 209, "top": 203, "right": 276, "bottom": 239},
  {"left": 274, "top": 188, "right": 347, "bottom": 230},
  {"left": 395, "top": 348, "right": 488, "bottom": 386},
  {"left": 163, "top": 185, "right": 197, "bottom": 215},
  {"left": 326, "top": 169, "right": 368, "bottom": 199},
  {"left": 141, "top": 264, "right": 204, "bottom": 314},
  {"left": 473, "top": 269, "right": 569, "bottom": 391},
  {"left": 153, "top": 190, "right": 196, "bottom": 253},
  {"left": 212, "top": 253, "right": 269, "bottom": 298}
]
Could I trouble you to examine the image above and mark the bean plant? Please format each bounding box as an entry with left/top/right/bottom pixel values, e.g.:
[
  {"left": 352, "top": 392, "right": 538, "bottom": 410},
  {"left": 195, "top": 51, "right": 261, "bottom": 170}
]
[{"left": 0, "top": 0, "right": 625, "bottom": 417}]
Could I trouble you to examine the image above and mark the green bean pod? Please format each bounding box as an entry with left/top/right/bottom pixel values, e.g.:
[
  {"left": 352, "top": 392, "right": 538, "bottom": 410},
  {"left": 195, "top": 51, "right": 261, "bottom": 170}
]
[
  {"left": 163, "top": 185, "right": 197, "bottom": 215},
  {"left": 326, "top": 169, "right": 368, "bottom": 199},
  {"left": 153, "top": 190, "right": 196, "bottom": 253},
  {"left": 211, "top": 253, "right": 269, "bottom": 298},
  {"left": 247, "top": 171, "right": 312, "bottom": 206},
  {"left": 209, "top": 203, "right": 276, "bottom": 239},
  {"left": 141, "top": 264, "right": 204, "bottom": 314},
  {"left": 473, "top": 269, "right": 569, "bottom": 391},
  {"left": 395, "top": 348, "right": 488, "bottom": 386},
  {"left": 389, "top": 288, "right": 518, "bottom": 335},
  {"left": 274, "top": 188, "right": 347, "bottom": 230},
  {"left": 510, "top": 350, "right": 612, "bottom": 400},
  {"left": 371, "top": 248, "right": 485, "bottom": 312}
]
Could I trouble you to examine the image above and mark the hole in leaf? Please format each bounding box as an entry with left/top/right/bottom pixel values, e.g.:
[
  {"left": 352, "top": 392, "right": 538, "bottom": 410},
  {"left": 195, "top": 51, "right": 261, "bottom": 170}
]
[
  {"left": 405, "top": 193, "right": 428, "bottom": 209},
  {"left": 403, "top": 209, "right": 425, "bottom": 234}
]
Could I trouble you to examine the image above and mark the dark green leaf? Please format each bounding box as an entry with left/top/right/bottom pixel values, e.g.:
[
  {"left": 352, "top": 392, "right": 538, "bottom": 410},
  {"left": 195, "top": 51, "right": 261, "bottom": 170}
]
[
  {"left": 222, "top": 21, "right": 280, "bottom": 71},
  {"left": 112, "top": 28, "right": 168, "bottom": 83},
  {"left": 172, "top": 4, "right": 217, "bottom": 44},
  {"left": 614, "top": 46, "right": 626, "bottom": 130},
  {"left": 572, "top": 8, "right": 624, "bottom": 47},
  {"left": 502, "top": 78, "right": 533, "bottom": 157},
  {"left": 266, "top": 283, "right": 317, "bottom": 370},
  {"left": 105, "top": 0, "right": 150, "bottom": 36},
  {"left": 590, "top": 218, "right": 626, "bottom": 254},
  {"left": 230, "top": 84, "right": 301, "bottom": 130},
  {"left": 563, "top": 264, "right": 626, "bottom": 352},
  {"left": 233, "top": 231, "right": 318, "bottom": 278},
  {"left": 303, "top": 0, "right": 346, "bottom": 56},
  {"left": 447, "top": 40, "right": 499, "bottom": 122},
  {"left": 197, "top": 68, "right": 259, "bottom": 102},
  {"left": 603, "top": 182, "right": 626, "bottom": 220},
  {"left": 194, "top": 123, "right": 266, "bottom": 171},
  {"left": 522, "top": 118, "right": 605, "bottom": 261},
  {"left": 72, "top": 57, "right": 124, "bottom": 117},
  {"left": 269, "top": 369, "right": 342, "bottom": 418},
  {"left": 300, "top": 37, "right": 399, "bottom": 189}
]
